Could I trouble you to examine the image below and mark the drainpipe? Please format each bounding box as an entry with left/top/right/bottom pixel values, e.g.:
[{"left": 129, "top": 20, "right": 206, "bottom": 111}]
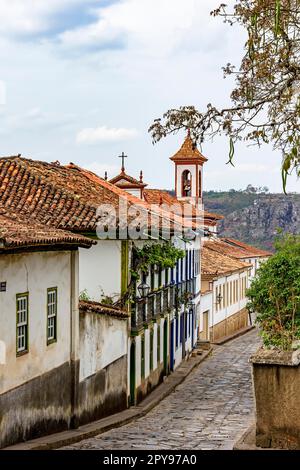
[{"left": 70, "top": 250, "right": 80, "bottom": 429}]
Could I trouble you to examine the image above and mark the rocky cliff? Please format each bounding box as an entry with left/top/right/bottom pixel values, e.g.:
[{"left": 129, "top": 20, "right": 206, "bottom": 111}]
[{"left": 204, "top": 193, "right": 300, "bottom": 251}]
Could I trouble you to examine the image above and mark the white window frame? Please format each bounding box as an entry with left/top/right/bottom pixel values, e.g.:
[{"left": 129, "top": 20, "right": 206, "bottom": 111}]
[
  {"left": 47, "top": 287, "right": 57, "bottom": 344},
  {"left": 16, "top": 293, "right": 29, "bottom": 355}
]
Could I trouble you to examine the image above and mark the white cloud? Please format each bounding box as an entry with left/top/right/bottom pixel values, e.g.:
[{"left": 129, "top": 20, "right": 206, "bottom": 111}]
[
  {"left": 59, "top": 0, "right": 232, "bottom": 55},
  {"left": 0, "top": 0, "right": 97, "bottom": 36},
  {"left": 76, "top": 125, "right": 138, "bottom": 144}
]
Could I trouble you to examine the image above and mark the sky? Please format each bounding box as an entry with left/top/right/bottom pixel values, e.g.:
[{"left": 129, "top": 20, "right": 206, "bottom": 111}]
[{"left": 0, "top": 0, "right": 298, "bottom": 193}]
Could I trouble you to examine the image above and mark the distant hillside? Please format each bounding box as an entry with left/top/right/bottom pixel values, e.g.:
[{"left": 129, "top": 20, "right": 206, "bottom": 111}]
[{"left": 203, "top": 190, "right": 300, "bottom": 251}]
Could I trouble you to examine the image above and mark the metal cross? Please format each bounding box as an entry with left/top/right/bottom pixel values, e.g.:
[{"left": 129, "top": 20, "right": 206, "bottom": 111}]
[{"left": 118, "top": 152, "right": 128, "bottom": 172}]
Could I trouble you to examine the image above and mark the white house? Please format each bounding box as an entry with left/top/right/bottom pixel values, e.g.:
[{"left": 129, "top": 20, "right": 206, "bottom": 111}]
[
  {"left": 0, "top": 211, "right": 93, "bottom": 448},
  {"left": 200, "top": 242, "right": 252, "bottom": 342}
]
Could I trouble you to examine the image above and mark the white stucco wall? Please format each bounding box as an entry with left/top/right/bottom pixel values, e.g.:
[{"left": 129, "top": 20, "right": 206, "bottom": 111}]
[
  {"left": 0, "top": 251, "right": 73, "bottom": 394},
  {"left": 79, "top": 240, "right": 122, "bottom": 302},
  {"left": 79, "top": 311, "right": 128, "bottom": 382}
]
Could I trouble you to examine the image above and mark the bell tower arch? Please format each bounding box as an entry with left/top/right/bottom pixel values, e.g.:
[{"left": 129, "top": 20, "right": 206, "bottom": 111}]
[{"left": 170, "top": 131, "right": 207, "bottom": 207}]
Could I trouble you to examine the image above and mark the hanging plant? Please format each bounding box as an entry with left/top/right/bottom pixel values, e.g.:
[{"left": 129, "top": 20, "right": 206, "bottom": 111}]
[
  {"left": 115, "top": 242, "right": 185, "bottom": 308},
  {"left": 132, "top": 242, "right": 185, "bottom": 277}
]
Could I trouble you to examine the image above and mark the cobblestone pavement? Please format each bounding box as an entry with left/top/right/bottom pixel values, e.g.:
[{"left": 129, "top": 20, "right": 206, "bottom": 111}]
[{"left": 64, "top": 329, "right": 260, "bottom": 450}]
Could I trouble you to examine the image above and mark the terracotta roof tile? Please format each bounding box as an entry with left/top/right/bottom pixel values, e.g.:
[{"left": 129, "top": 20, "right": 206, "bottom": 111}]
[
  {"left": 170, "top": 134, "right": 208, "bottom": 163},
  {"left": 0, "top": 207, "right": 94, "bottom": 251},
  {"left": 79, "top": 300, "right": 129, "bottom": 319},
  {"left": 144, "top": 189, "right": 223, "bottom": 222},
  {"left": 220, "top": 238, "right": 272, "bottom": 258},
  {"left": 201, "top": 245, "right": 251, "bottom": 277},
  {"left": 109, "top": 170, "right": 147, "bottom": 188},
  {"left": 0, "top": 156, "right": 196, "bottom": 236},
  {"left": 204, "top": 237, "right": 272, "bottom": 259}
]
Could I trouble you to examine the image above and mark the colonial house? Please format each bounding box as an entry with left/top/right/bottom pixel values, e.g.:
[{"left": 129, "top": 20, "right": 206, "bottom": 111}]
[
  {"left": 107, "top": 138, "right": 210, "bottom": 404},
  {"left": 204, "top": 237, "right": 271, "bottom": 281},
  {"left": 200, "top": 242, "right": 252, "bottom": 343},
  {"left": 0, "top": 209, "right": 93, "bottom": 447},
  {"left": 0, "top": 155, "right": 199, "bottom": 414}
]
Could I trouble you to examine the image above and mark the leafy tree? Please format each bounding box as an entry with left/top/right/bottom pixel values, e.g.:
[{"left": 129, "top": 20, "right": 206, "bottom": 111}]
[
  {"left": 247, "top": 233, "right": 300, "bottom": 350},
  {"left": 149, "top": 1, "right": 300, "bottom": 190}
]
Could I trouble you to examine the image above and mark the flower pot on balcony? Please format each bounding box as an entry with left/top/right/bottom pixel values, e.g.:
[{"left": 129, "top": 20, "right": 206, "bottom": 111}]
[{"left": 250, "top": 347, "right": 300, "bottom": 449}]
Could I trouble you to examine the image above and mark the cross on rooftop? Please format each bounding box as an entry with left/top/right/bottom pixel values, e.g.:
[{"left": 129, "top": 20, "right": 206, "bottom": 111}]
[{"left": 118, "top": 152, "right": 128, "bottom": 172}]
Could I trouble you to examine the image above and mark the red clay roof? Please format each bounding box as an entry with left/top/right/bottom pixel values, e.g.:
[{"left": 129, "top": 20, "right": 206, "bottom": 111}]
[
  {"left": 144, "top": 189, "right": 223, "bottom": 222},
  {"left": 0, "top": 208, "right": 94, "bottom": 251},
  {"left": 0, "top": 156, "right": 190, "bottom": 234},
  {"left": 220, "top": 238, "right": 272, "bottom": 258},
  {"left": 109, "top": 170, "right": 147, "bottom": 188},
  {"left": 201, "top": 245, "right": 251, "bottom": 277},
  {"left": 79, "top": 300, "right": 129, "bottom": 319},
  {"left": 204, "top": 237, "right": 271, "bottom": 260},
  {"left": 170, "top": 134, "right": 208, "bottom": 164}
]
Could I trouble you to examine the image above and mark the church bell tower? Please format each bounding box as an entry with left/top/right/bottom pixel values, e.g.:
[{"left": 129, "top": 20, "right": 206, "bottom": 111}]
[{"left": 170, "top": 131, "right": 208, "bottom": 207}]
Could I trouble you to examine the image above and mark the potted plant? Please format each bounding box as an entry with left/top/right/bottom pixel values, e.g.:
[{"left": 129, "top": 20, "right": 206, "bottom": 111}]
[{"left": 247, "top": 233, "right": 300, "bottom": 449}]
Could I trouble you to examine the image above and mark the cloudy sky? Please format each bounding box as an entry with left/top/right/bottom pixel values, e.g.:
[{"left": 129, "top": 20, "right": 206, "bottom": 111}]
[{"left": 0, "top": 0, "right": 298, "bottom": 192}]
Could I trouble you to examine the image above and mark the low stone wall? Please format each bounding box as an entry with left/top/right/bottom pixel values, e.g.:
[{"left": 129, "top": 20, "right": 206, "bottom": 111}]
[
  {"left": 77, "top": 355, "right": 128, "bottom": 425},
  {"left": 0, "top": 361, "right": 73, "bottom": 448},
  {"left": 210, "top": 308, "right": 249, "bottom": 342},
  {"left": 251, "top": 349, "right": 300, "bottom": 449}
]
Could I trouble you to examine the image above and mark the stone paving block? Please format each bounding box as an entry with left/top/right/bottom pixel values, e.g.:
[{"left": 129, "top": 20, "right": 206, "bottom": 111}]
[{"left": 62, "top": 329, "right": 261, "bottom": 451}]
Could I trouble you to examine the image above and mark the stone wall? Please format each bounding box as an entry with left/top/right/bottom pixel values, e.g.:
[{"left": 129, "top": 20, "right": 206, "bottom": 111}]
[
  {"left": 0, "top": 361, "right": 73, "bottom": 448},
  {"left": 251, "top": 349, "right": 300, "bottom": 449},
  {"left": 77, "top": 355, "right": 128, "bottom": 425},
  {"left": 210, "top": 308, "right": 249, "bottom": 342}
]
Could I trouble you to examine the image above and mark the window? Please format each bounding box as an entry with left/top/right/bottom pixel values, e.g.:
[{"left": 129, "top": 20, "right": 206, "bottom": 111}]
[
  {"left": 158, "top": 268, "right": 162, "bottom": 288},
  {"left": 165, "top": 268, "right": 169, "bottom": 286},
  {"left": 141, "top": 335, "right": 145, "bottom": 380},
  {"left": 180, "top": 314, "right": 183, "bottom": 343},
  {"left": 185, "top": 250, "right": 189, "bottom": 280},
  {"left": 47, "top": 288, "right": 57, "bottom": 344},
  {"left": 176, "top": 260, "right": 179, "bottom": 285},
  {"left": 182, "top": 170, "right": 192, "bottom": 197},
  {"left": 150, "top": 265, "right": 155, "bottom": 291},
  {"left": 180, "top": 257, "right": 184, "bottom": 282},
  {"left": 192, "top": 250, "right": 195, "bottom": 278},
  {"left": 150, "top": 329, "right": 153, "bottom": 372},
  {"left": 171, "top": 266, "right": 174, "bottom": 285},
  {"left": 16, "top": 293, "right": 29, "bottom": 355}
]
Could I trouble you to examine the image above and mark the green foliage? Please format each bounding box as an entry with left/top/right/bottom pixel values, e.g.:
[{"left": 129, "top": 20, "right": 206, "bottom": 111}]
[
  {"left": 79, "top": 289, "right": 90, "bottom": 301},
  {"left": 132, "top": 242, "right": 185, "bottom": 277},
  {"left": 149, "top": 1, "right": 300, "bottom": 188},
  {"left": 247, "top": 233, "right": 300, "bottom": 350},
  {"left": 101, "top": 295, "right": 114, "bottom": 306}
]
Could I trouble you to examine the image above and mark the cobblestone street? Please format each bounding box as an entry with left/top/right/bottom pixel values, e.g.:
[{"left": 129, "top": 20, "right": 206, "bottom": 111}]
[{"left": 64, "top": 329, "right": 260, "bottom": 450}]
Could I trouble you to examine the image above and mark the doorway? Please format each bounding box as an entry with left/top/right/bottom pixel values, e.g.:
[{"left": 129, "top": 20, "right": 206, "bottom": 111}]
[
  {"left": 203, "top": 311, "right": 209, "bottom": 340},
  {"left": 163, "top": 318, "right": 168, "bottom": 375},
  {"left": 129, "top": 341, "right": 136, "bottom": 405},
  {"left": 170, "top": 320, "right": 174, "bottom": 371}
]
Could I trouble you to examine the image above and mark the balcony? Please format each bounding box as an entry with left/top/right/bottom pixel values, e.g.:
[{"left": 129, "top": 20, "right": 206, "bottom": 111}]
[
  {"left": 162, "top": 288, "right": 169, "bottom": 312},
  {"left": 131, "top": 300, "right": 144, "bottom": 331},
  {"left": 148, "top": 294, "right": 155, "bottom": 318},
  {"left": 155, "top": 290, "right": 162, "bottom": 315},
  {"left": 131, "top": 285, "right": 180, "bottom": 331}
]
